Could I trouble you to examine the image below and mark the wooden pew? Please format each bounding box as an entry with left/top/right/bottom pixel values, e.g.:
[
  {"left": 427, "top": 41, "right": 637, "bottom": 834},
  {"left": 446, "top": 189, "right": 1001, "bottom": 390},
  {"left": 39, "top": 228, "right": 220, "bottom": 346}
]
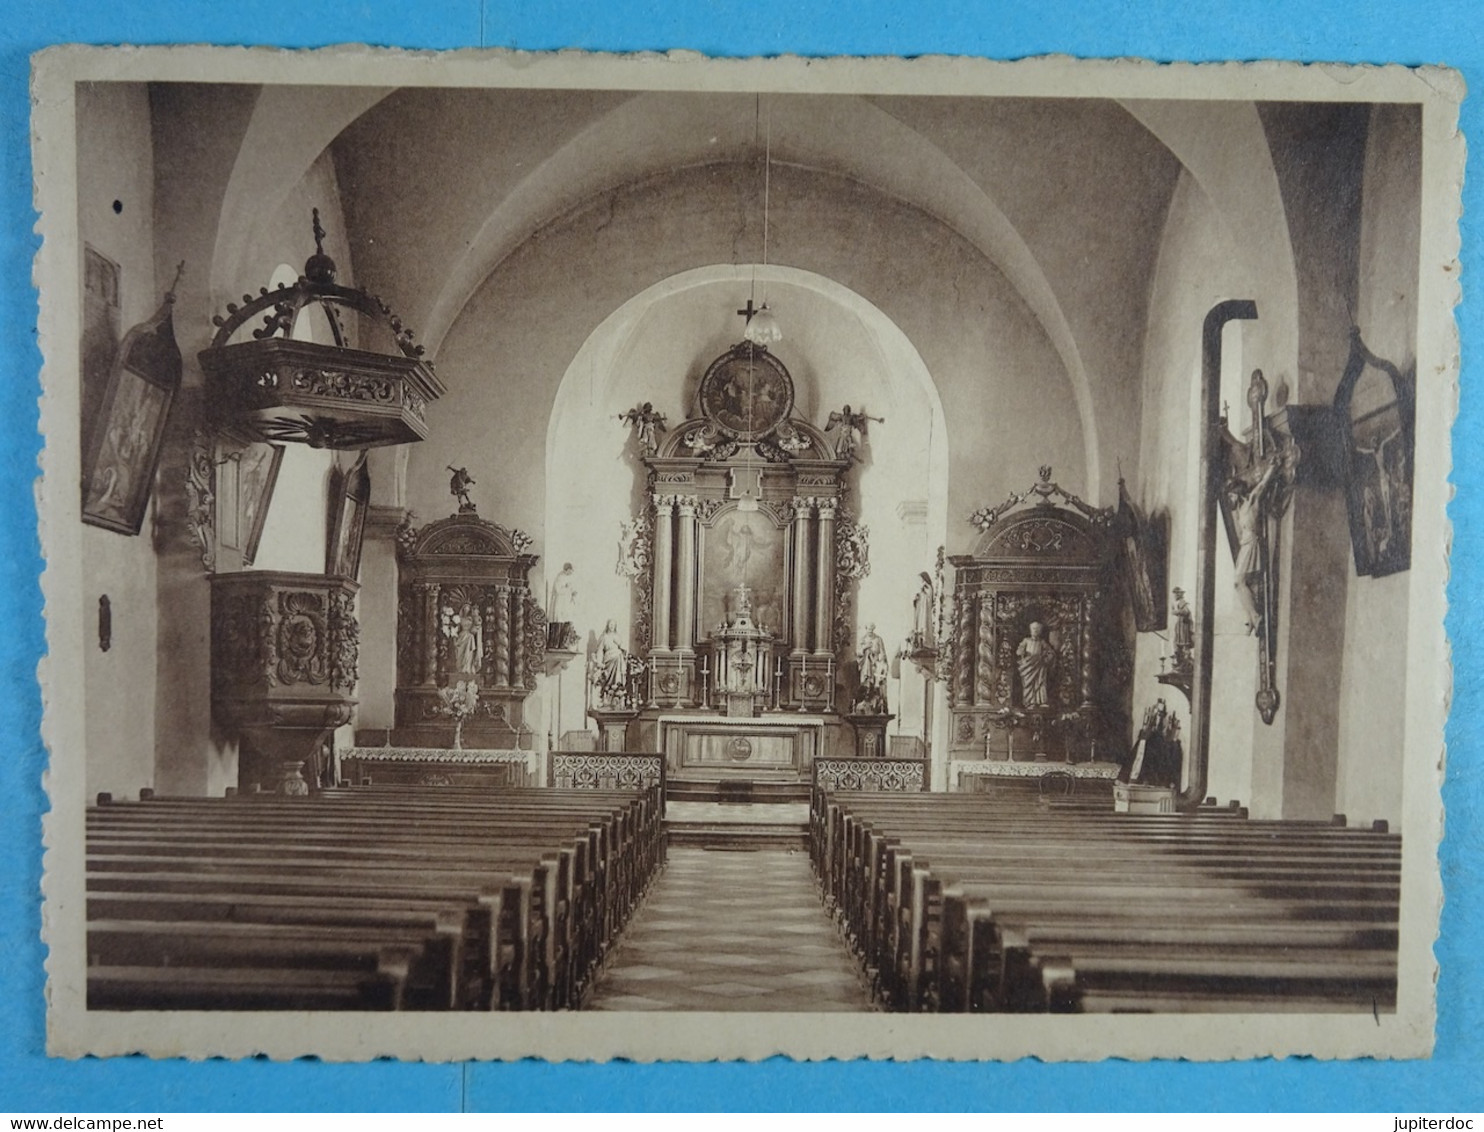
[
  {"left": 814, "top": 790, "right": 1401, "bottom": 1014},
  {"left": 85, "top": 783, "right": 664, "bottom": 1011},
  {"left": 87, "top": 965, "right": 406, "bottom": 1011},
  {"left": 92, "top": 783, "right": 665, "bottom": 1003}
]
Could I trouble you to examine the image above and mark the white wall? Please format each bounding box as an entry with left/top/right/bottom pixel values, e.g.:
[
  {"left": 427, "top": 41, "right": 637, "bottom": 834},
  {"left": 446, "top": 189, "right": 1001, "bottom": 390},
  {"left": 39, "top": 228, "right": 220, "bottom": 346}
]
[
  {"left": 1134, "top": 170, "right": 1299, "bottom": 809},
  {"left": 1334, "top": 104, "right": 1421, "bottom": 830},
  {"left": 77, "top": 82, "right": 158, "bottom": 801},
  {"left": 147, "top": 105, "right": 355, "bottom": 794}
]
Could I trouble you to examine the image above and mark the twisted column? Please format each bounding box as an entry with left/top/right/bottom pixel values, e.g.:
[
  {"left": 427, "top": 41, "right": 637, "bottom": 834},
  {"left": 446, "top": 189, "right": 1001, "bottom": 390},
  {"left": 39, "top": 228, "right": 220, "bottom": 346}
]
[
  {"left": 651, "top": 495, "right": 675, "bottom": 650},
  {"left": 422, "top": 583, "right": 440, "bottom": 684},
  {"left": 974, "top": 595, "right": 996, "bottom": 705},
  {"left": 675, "top": 497, "right": 699, "bottom": 648},
  {"left": 511, "top": 586, "right": 527, "bottom": 687},
  {"left": 1080, "top": 594, "right": 1096, "bottom": 710},
  {"left": 814, "top": 498, "right": 837, "bottom": 654},
  {"left": 493, "top": 585, "right": 512, "bottom": 687},
  {"left": 952, "top": 590, "right": 975, "bottom": 707},
  {"left": 790, "top": 497, "right": 812, "bottom": 652}
]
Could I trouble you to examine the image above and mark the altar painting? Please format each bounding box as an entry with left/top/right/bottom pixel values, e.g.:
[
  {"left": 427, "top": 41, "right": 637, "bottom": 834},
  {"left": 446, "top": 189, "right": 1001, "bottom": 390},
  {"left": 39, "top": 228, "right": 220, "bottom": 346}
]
[{"left": 700, "top": 508, "right": 785, "bottom": 638}]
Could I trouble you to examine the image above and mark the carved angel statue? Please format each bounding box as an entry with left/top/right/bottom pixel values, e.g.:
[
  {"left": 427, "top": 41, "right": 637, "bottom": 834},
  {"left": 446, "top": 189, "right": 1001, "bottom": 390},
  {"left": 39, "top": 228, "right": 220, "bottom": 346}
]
[
  {"left": 824, "top": 404, "right": 884, "bottom": 462},
  {"left": 447, "top": 465, "right": 476, "bottom": 512},
  {"left": 619, "top": 401, "right": 668, "bottom": 454}
]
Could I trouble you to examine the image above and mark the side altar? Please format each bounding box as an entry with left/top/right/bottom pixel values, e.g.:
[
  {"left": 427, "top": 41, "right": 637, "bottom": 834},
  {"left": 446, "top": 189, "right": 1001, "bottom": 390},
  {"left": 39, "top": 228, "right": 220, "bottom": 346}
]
[
  {"left": 375, "top": 506, "right": 547, "bottom": 750},
  {"left": 947, "top": 467, "right": 1135, "bottom": 771},
  {"left": 599, "top": 339, "right": 880, "bottom": 778}
]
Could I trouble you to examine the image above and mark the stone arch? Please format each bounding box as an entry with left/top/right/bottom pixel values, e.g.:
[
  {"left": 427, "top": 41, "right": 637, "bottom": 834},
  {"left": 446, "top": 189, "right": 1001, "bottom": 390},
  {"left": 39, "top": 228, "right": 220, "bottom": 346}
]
[
  {"left": 415, "top": 93, "right": 1105, "bottom": 497},
  {"left": 542, "top": 263, "right": 950, "bottom": 709}
]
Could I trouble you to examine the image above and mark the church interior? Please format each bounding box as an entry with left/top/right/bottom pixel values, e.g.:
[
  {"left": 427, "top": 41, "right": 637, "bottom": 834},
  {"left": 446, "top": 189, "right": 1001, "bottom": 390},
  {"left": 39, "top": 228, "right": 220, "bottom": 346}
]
[{"left": 71, "top": 81, "right": 1424, "bottom": 1014}]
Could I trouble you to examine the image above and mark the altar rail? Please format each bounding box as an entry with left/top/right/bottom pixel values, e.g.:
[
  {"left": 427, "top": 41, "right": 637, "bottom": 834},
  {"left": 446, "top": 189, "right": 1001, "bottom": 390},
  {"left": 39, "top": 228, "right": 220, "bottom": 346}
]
[
  {"left": 549, "top": 750, "right": 666, "bottom": 798},
  {"left": 339, "top": 747, "right": 535, "bottom": 789},
  {"left": 812, "top": 756, "right": 928, "bottom": 793}
]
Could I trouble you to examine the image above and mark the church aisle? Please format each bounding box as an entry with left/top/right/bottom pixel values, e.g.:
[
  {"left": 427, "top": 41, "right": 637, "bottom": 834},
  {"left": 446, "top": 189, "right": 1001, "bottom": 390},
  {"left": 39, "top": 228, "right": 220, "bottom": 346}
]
[{"left": 587, "top": 847, "right": 875, "bottom": 1011}]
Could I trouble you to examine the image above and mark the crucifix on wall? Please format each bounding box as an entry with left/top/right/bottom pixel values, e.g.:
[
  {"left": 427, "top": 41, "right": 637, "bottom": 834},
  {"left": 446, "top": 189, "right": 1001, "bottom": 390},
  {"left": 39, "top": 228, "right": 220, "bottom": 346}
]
[{"left": 1218, "top": 368, "right": 1297, "bottom": 726}]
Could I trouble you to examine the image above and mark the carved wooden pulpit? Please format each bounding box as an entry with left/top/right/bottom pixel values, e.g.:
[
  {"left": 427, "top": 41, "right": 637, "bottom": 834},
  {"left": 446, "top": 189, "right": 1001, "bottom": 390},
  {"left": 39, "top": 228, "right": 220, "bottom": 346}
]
[{"left": 210, "top": 570, "right": 360, "bottom": 794}]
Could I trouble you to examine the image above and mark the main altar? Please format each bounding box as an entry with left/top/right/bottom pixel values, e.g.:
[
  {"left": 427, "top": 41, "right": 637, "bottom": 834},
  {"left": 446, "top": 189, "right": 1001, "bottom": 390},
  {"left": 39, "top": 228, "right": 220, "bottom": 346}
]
[{"left": 601, "top": 339, "right": 871, "bottom": 779}]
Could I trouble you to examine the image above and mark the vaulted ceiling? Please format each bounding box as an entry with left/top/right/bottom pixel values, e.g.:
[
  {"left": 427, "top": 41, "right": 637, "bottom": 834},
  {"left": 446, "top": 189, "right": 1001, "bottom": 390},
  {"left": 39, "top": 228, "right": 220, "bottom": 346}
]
[{"left": 192, "top": 83, "right": 1302, "bottom": 501}]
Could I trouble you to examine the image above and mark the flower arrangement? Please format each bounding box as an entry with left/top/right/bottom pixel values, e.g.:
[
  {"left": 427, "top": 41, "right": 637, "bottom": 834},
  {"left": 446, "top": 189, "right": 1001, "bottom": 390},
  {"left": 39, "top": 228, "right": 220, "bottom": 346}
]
[{"left": 436, "top": 679, "right": 481, "bottom": 750}]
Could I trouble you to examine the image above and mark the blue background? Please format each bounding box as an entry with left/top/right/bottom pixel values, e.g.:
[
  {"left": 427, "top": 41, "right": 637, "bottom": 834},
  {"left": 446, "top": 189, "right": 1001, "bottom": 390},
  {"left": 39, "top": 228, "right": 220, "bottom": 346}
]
[{"left": 2, "top": 0, "right": 1479, "bottom": 1113}]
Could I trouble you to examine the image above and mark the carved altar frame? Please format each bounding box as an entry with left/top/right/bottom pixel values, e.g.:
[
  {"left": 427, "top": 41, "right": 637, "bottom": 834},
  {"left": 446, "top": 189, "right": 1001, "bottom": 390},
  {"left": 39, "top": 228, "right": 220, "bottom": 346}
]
[
  {"left": 634, "top": 342, "right": 856, "bottom": 717},
  {"left": 392, "top": 511, "right": 545, "bottom": 748},
  {"left": 949, "top": 470, "right": 1130, "bottom": 766}
]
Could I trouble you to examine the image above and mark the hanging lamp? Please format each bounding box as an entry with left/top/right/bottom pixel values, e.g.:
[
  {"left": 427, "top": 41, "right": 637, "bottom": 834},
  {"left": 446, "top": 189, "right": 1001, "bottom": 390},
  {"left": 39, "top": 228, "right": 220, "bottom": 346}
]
[{"left": 740, "top": 94, "right": 783, "bottom": 347}]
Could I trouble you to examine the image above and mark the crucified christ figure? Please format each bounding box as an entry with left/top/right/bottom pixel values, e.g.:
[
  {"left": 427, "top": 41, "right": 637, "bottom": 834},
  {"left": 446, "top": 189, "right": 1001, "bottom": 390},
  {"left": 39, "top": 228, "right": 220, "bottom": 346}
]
[{"left": 1229, "top": 457, "right": 1282, "bottom": 636}]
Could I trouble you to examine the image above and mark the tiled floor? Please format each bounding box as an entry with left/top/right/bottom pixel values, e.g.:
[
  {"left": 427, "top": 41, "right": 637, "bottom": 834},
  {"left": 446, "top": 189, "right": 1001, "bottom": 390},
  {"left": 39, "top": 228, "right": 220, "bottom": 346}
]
[{"left": 588, "top": 848, "right": 875, "bottom": 1012}]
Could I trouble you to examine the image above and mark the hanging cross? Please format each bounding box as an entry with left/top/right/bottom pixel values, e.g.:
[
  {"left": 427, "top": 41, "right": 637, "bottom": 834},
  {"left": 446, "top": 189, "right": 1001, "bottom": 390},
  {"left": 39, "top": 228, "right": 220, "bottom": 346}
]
[{"left": 737, "top": 298, "right": 759, "bottom": 325}]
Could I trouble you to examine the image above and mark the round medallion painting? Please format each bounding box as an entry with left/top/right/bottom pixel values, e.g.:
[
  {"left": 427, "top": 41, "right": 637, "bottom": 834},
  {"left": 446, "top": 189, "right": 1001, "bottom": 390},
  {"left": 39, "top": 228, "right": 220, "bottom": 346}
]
[{"left": 697, "top": 345, "right": 795, "bottom": 440}]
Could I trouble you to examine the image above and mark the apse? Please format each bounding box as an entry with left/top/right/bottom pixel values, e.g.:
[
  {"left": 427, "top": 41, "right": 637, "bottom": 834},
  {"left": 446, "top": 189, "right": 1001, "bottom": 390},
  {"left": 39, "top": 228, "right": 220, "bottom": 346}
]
[{"left": 542, "top": 264, "right": 948, "bottom": 739}]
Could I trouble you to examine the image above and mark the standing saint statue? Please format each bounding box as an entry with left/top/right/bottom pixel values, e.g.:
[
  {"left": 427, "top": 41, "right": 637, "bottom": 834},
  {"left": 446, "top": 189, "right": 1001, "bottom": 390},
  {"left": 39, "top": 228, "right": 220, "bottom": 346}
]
[
  {"left": 855, "top": 623, "right": 890, "bottom": 714},
  {"left": 452, "top": 603, "right": 483, "bottom": 676},
  {"left": 591, "top": 619, "right": 629, "bottom": 707},
  {"left": 911, "top": 572, "right": 935, "bottom": 650},
  {"left": 1171, "top": 587, "right": 1194, "bottom": 673},
  {"left": 1016, "top": 621, "right": 1055, "bottom": 709},
  {"left": 547, "top": 562, "right": 578, "bottom": 649}
]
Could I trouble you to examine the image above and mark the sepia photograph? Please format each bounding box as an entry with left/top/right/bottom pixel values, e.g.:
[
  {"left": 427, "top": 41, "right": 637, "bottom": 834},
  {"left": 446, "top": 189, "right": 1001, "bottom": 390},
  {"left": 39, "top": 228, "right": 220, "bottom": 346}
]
[{"left": 32, "top": 47, "right": 1459, "bottom": 1063}]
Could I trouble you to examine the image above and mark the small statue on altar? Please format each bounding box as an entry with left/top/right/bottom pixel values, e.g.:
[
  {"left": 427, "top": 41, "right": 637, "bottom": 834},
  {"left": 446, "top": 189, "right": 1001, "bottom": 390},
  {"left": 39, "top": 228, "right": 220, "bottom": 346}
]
[
  {"left": 619, "top": 401, "right": 668, "bottom": 455},
  {"left": 1016, "top": 621, "right": 1055, "bottom": 710},
  {"left": 591, "top": 618, "right": 630, "bottom": 707},
  {"left": 1171, "top": 587, "right": 1194, "bottom": 674},
  {"left": 1228, "top": 455, "right": 1282, "bottom": 635},
  {"left": 855, "top": 622, "right": 890, "bottom": 713},
  {"left": 825, "top": 404, "right": 884, "bottom": 462},
  {"left": 547, "top": 562, "right": 578, "bottom": 650},
  {"left": 447, "top": 465, "right": 477, "bottom": 512}
]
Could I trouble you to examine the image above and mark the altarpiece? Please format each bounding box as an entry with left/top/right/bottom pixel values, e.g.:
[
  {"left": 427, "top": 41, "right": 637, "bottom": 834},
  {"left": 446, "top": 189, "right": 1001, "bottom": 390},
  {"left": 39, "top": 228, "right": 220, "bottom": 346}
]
[{"left": 610, "top": 340, "right": 870, "bottom": 777}]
